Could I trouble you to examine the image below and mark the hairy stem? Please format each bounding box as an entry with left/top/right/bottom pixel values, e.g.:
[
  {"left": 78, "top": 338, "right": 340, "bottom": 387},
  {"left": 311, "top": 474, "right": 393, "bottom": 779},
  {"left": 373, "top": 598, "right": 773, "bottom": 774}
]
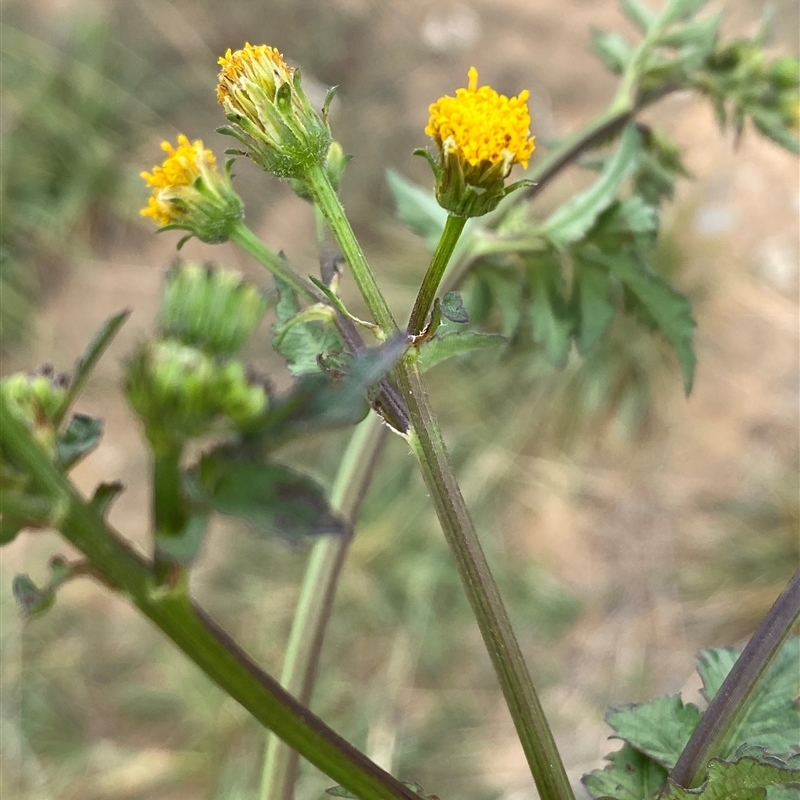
[
  {"left": 312, "top": 165, "right": 574, "bottom": 799},
  {"left": 306, "top": 166, "right": 399, "bottom": 334},
  {"left": 261, "top": 414, "right": 389, "bottom": 800},
  {"left": 230, "top": 221, "right": 318, "bottom": 302},
  {"left": 670, "top": 568, "right": 800, "bottom": 789},
  {"left": 0, "top": 396, "right": 418, "bottom": 800},
  {"left": 396, "top": 358, "right": 575, "bottom": 800},
  {"left": 407, "top": 213, "right": 467, "bottom": 336}
]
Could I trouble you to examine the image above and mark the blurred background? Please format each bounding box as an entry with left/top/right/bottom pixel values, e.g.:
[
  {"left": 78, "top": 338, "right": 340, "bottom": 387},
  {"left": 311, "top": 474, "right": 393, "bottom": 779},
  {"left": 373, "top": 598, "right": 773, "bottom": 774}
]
[{"left": 0, "top": 0, "right": 798, "bottom": 798}]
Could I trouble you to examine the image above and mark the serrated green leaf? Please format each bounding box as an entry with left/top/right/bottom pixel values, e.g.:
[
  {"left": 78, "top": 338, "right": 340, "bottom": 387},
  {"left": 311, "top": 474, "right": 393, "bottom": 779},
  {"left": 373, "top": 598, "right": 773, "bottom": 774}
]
[
  {"left": 386, "top": 168, "right": 447, "bottom": 251},
  {"left": 525, "top": 256, "right": 574, "bottom": 367},
  {"left": 55, "top": 413, "right": 103, "bottom": 470},
  {"left": 600, "top": 252, "right": 696, "bottom": 394},
  {"left": 592, "top": 29, "right": 633, "bottom": 74},
  {"left": 572, "top": 257, "right": 615, "bottom": 354},
  {"left": 621, "top": 0, "right": 657, "bottom": 33},
  {"left": 539, "top": 124, "right": 640, "bottom": 250},
  {"left": 591, "top": 197, "right": 659, "bottom": 252},
  {"left": 607, "top": 695, "right": 702, "bottom": 769},
  {"left": 661, "top": 755, "right": 800, "bottom": 799},
  {"left": 418, "top": 331, "right": 505, "bottom": 372},
  {"left": 198, "top": 457, "right": 345, "bottom": 543},
  {"left": 583, "top": 742, "right": 668, "bottom": 800},
  {"left": 53, "top": 308, "right": 130, "bottom": 426},
  {"left": 272, "top": 280, "right": 343, "bottom": 376},
  {"left": 697, "top": 639, "right": 800, "bottom": 757}
]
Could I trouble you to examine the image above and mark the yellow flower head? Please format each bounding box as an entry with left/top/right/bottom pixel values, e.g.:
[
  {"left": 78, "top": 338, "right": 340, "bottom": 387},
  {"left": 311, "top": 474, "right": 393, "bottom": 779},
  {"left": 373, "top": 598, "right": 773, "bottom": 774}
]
[
  {"left": 421, "top": 68, "right": 535, "bottom": 217},
  {"left": 216, "top": 43, "right": 331, "bottom": 180},
  {"left": 140, "top": 135, "right": 242, "bottom": 244},
  {"left": 427, "top": 67, "right": 535, "bottom": 174},
  {"left": 217, "top": 44, "right": 292, "bottom": 108}
]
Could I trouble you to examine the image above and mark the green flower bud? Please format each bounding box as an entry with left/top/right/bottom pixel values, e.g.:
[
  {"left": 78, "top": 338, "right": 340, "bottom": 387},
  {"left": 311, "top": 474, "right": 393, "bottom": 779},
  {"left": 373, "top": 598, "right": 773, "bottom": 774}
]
[
  {"left": 159, "top": 262, "right": 269, "bottom": 356},
  {"left": 217, "top": 44, "right": 332, "bottom": 181},
  {"left": 125, "top": 340, "right": 267, "bottom": 451},
  {"left": 1, "top": 367, "right": 69, "bottom": 456},
  {"left": 770, "top": 56, "right": 800, "bottom": 90}
]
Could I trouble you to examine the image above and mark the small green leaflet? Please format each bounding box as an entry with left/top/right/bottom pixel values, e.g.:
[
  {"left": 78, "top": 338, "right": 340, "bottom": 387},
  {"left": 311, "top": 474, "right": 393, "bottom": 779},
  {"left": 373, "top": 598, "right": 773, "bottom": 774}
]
[
  {"left": 620, "top": 0, "right": 657, "bottom": 34},
  {"left": 595, "top": 251, "right": 696, "bottom": 394},
  {"left": 55, "top": 413, "right": 103, "bottom": 470},
  {"left": 538, "top": 124, "right": 640, "bottom": 250},
  {"left": 592, "top": 29, "right": 633, "bottom": 73},
  {"left": 272, "top": 278, "right": 343, "bottom": 376},
  {"left": 53, "top": 308, "right": 130, "bottom": 426},
  {"left": 572, "top": 257, "right": 615, "bottom": 354},
  {"left": 418, "top": 331, "right": 505, "bottom": 372},
  {"left": 525, "top": 256, "right": 574, "bottom": 368}
]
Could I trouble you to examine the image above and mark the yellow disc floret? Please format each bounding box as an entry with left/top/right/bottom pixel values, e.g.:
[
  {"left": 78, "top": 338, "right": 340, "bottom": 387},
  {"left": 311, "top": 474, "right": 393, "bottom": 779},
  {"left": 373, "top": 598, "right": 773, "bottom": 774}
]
[
  {"left": 426, "top": 67, "right": 535, "bottom": 174},
  {"left": 141, "top": 135, "right": 216, "bottom": 226},
  {"left": 216, "top": 43, "right": 292, "bottom": 106}
]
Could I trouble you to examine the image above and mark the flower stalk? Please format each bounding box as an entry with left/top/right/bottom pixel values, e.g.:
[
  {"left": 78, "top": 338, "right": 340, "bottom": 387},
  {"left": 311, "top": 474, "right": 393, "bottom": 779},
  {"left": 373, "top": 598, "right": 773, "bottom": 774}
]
[{"left": 407, "top": 213, "right": 467, "bottom": 337}]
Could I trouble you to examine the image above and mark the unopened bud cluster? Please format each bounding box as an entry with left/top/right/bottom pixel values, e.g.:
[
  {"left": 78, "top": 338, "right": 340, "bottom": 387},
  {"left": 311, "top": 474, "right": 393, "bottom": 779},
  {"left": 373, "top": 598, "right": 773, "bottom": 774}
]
[
  {"left": 1, "top": 367, "right": 69, "bottom": 458},
  {"left": 125, "top": 264, "right": 268, "bottom": 452}
]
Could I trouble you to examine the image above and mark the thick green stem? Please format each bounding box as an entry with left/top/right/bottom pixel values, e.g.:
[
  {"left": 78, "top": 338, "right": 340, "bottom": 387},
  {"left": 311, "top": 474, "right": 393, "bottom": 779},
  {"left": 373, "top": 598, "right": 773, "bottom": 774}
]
[
  {"left": 670, "top": 568, "right": 800, "bottom": 789},
  {"left": 407, "top": 214, "right": 467, "bottom": 336},
  {"left": 230, "top": 221, "right": 318, "bottom": 303},
  {"left": 306, "top": 166, "right": 399, "bottom": 334},
  {"left": 261, "top": 415, "right": 389, "bottom": 800},
  {"left": 395, "top": 358, "right": 574, "bottom": 800},
  {"left": 0, "top": 396, "right": 418, "bottom": 800}
]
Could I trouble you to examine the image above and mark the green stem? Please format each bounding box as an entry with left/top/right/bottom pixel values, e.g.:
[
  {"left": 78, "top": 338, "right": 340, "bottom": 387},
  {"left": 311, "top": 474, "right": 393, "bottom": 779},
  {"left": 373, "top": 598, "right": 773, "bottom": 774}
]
[
  {"left": 395, "top": 358, "right": 574, "bottom": 800},
  {"left": 306, "top": 165, "right": 399, "bottom": 334},
  {"left": 261, "top": 414, "right": 389, "bottom": 800},
  {"left": 0, "top": 396, "right": 418, "bottom": 800},
  {"left": 407, "top": 214, "right": 467, "bottom": 336},
  {"left": 670, "top": 568, "right": 800, "bottom": 789},
  {"left": 313, "top": 163, "right": 573, "bottom": 799},
  {"left": 152, "top": 447, "right": 186, "bottom": 582},
  {"left": 230, "top": 221, "right": 318, "bottom": 303}
]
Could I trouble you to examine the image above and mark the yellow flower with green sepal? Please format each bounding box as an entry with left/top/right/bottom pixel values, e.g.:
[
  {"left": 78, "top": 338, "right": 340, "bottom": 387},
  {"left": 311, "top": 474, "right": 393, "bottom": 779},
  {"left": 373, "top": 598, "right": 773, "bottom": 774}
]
[
  {"left": 420, "top": 67, "right": 536, "bottom": 218},
  {"left": 141, "top": 135, "right": 243, "bottom": 246}
]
